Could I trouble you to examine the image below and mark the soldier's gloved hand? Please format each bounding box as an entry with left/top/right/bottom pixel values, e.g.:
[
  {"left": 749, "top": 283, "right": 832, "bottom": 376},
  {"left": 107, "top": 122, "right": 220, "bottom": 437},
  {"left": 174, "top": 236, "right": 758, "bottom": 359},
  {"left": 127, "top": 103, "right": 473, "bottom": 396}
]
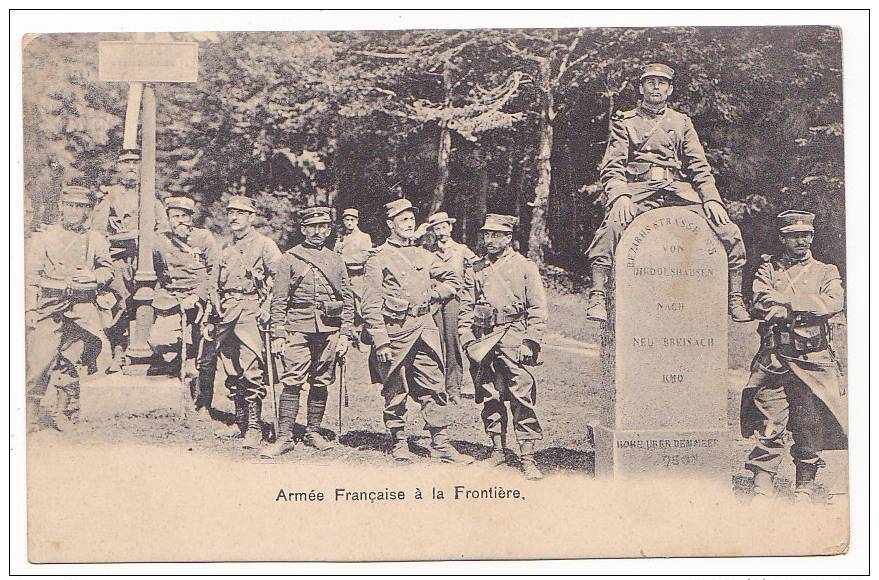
[
  {"left": 271, "top": 337, "right": 285, "bottom": 355},
  {"left": 764, "top": 304, "right": 789, "bottom": 323},
  {"left": 703, "top": 200, "right": 732, "bottom": 226},
  {"left": 336, "top": 335, "right": 350, "bottom": 358},
  {"left": 518, "top": 340, "right": 539, "bottom": 366},
  {"left": 611, "top": 196, "right": 635, "bottom": 227},
  {"left": 375, "top": 344, "right": 392, "bottom": 364}
]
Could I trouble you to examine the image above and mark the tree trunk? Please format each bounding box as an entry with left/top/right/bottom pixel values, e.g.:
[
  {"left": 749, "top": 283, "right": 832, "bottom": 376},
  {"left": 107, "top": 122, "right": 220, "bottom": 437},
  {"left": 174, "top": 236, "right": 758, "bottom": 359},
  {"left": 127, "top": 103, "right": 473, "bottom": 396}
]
[
  {"left": 430, "top": 63, "right": 454, "bottom": 215},
  {"left": 527, "top": 57, "right": 554, "bottom": 267}
]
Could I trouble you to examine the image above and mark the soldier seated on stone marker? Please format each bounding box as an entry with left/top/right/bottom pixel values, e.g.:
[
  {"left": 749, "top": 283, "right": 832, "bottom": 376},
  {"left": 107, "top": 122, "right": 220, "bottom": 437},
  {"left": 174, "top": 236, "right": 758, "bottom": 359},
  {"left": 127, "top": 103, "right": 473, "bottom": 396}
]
[
  {"left": 25, "top": 185, "right": 115, "bottom": 432},
  {"left": 149, "top": 196, "right": 220, "bottom": 420},
  {"left": 458, "top": 214, "right": 548, "bottom": 480},
  {"left": 741, "top": 210, "right": 846, "bottom": 504},
  {"left": 583, "top": 63, "right": 749, "bottom": 324}
]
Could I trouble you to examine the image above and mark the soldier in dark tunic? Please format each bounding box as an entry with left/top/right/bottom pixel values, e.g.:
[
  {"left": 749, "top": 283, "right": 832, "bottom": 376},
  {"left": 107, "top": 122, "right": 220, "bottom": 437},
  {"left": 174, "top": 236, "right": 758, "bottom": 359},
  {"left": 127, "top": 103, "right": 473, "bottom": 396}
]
[{"left": 261, "top": 207, "right": 355, "bottom": 458}]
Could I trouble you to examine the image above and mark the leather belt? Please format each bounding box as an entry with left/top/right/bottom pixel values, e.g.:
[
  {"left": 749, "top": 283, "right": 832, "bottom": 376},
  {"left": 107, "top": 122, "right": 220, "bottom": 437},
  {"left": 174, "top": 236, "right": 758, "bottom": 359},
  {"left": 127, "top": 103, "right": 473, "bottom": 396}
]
[
  {"left": 496, "top": 311, "right": 527, "bottom": 325},
  {"left": 408, "top": 303, "right": 431, "bottom": 317}
]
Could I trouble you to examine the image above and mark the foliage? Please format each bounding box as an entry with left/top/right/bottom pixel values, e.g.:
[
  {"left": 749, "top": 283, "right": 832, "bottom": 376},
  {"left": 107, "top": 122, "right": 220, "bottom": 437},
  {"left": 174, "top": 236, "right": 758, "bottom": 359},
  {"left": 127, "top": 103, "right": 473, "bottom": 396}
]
[{"left": 22, "top": 27, "right": 845, "bottom": 277}]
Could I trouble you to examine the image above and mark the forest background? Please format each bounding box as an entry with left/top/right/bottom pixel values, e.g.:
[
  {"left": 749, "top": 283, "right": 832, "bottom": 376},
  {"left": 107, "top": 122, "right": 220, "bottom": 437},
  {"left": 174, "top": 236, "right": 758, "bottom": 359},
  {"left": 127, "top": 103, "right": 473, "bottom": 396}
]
[{"left": 22, "top": 26, "right": 845, "bottom": 286}]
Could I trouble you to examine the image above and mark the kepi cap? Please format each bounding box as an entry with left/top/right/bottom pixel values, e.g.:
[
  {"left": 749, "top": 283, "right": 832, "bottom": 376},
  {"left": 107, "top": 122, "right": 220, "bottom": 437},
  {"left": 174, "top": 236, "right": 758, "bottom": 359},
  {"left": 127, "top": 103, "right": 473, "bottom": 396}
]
[
  {"left": 165, "top": 196, "right": 195, "bottom": 213},
  {"left": 299, "top": 206, "right": 332, "bottom": 225},
  {"left": 226, "top": 195, "right": 257, "bottom": 213},
  {"left": 427, "top": 211, "right": 456, "bottom": 229},
  {"left": 60, "top": 185, "right": 94, "bottom": 206},
  {"left": 640, "top": 63, "right": 675, "bottom": 82},
  {"left": 117, "top": 150, "right": 141, "bottom": 163},
  {"left": 480, "top": 213, "right": 517, "bottom": 233},
  {"left": 777, "top": 210, "right": 815, "bottom": 233},
  {"left": 342, "top": 208, "right": 359, "bottom": 218},
  {"left": 385, "top": 198, "right": 417, "bottom": 219}
]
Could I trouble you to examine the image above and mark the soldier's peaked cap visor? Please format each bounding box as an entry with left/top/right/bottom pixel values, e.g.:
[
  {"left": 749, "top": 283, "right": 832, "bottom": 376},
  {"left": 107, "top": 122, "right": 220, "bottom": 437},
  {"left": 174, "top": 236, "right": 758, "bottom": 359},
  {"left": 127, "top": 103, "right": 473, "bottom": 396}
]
[
  {"left": 385, "top": 198, "right": 417, "bottom": 219},
  {"left": 300, "top": 206, "right": 332, "bottom": 225},
  {"left": 640, "top": 63, "right": 674, "bottom": 81},
  {"left": 226, "top": 195, "right": 257, "bottom": 213},
  {"left": 777, "top": 210, "right": 815, "bottom": 233},
  {"left": 165, "top": 196, "right": 196, "bottom": 213},
  {"left": 60, "top": 185, "right": 94, "bottom": 206},
  {"left": 117, "top": 150, "right": 141, "bottom": 162},
  {"left": 480, "top": 213, "right": 517, "bottom": 233},
  {"left": 342, "top": 208, "right": 359, "bottom": 218}
]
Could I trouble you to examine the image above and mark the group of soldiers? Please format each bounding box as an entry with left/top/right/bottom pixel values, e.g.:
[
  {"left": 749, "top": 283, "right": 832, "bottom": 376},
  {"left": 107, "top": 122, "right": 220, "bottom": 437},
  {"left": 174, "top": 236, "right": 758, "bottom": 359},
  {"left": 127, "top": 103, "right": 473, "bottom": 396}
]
[{"left": 25, "top": 62, "right": 847, "bottom": 494}]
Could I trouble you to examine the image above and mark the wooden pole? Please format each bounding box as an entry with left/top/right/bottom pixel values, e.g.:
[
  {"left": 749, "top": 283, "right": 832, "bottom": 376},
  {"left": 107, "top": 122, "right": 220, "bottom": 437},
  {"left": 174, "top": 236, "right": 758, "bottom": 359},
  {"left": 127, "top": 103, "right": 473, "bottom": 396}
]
[
  {"left": 122, "top": 82, "right": 143, "bottom": 150},
  {"left": 125, "top": 84, "right": 157, "bottom": 364}
]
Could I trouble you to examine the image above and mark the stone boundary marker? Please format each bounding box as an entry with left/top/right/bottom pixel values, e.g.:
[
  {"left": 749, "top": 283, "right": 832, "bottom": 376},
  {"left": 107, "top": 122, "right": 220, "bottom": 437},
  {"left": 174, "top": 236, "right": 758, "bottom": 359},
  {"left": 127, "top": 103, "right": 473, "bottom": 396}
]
[{"left": 592, "top": 207, "right": 731, "bottom": 483}]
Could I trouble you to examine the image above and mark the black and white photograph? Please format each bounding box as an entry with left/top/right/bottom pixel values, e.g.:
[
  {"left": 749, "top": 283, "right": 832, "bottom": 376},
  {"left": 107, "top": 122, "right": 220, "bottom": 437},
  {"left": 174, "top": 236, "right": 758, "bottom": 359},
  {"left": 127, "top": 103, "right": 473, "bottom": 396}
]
[{"left": 10, "top": 9, "right": 870, "bottom": 571}]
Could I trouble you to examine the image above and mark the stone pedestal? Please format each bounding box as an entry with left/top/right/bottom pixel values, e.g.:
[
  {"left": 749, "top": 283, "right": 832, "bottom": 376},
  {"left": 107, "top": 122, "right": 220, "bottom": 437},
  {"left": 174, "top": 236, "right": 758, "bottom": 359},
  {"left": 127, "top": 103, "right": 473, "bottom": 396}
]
[
  {"left": 79, "top": 373, "right": 188, "bottom": 421},
  {"left": 592, "top": 207, "right": 732, "bottom": 483}
]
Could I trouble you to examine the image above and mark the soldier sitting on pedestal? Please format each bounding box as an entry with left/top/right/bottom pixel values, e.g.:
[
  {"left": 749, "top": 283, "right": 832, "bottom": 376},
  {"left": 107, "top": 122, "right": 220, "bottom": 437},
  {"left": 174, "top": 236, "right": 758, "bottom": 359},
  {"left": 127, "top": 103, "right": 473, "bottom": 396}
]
[{"left": 583, "top": 63, "right": 750, "bottom": 323}]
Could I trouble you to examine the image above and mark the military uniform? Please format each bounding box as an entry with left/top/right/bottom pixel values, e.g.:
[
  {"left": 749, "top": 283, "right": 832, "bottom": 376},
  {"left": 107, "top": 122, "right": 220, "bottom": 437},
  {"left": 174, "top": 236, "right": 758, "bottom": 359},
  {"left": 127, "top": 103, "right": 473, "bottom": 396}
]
[
  {"left": 26, "top": 186, "right": 114, "bottom": 430},
  {"left": 427, "top": 211, "right": 479, "bottom": 401},
  {"left": 263, "top": 207, "right": 355, "bottom": 457},
  {"left": 214, "top": 196, "right": 283, "bottom": 446},
  {"left": 459, "top": 214, "right": 548, "bottom": 478},
  {"left": 91, "top": 150, "right": 170, "bottom": 365},
  {"left": 742, "top": 211, "right": 846, "bottom": 500},
  {"left": 149, "top": 197, "right": 220, "bottom": 410},
  {"left": 362, "top": 199, "right": 471, "bottom": 464},
  {"left": 334, "top": 208, "right": 373, "bottom": 320},
  {"left": 585, "top": 63, "right": 748, "bottom": 322}
]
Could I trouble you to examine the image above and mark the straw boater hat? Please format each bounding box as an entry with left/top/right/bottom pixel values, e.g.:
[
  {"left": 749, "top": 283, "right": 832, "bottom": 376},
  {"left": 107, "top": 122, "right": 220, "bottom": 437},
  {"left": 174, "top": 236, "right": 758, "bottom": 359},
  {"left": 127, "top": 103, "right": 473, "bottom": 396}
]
[{"left": 426, "top": 211, "right": 456, "bottom": 229}]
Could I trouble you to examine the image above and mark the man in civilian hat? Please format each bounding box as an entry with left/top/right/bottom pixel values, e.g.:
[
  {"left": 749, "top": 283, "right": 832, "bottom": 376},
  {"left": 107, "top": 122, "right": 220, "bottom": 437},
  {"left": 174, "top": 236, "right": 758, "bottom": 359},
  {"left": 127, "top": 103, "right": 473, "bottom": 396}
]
[
  {"left": 335, "top": 208, "right": 373, "bottom": 323},
  {"left": 361, "top": 198, "right": 473, "bottom": 464},
  {"left": 92, "top": 149, "right": 171, "bottom": 371},
  {"left": 261, "top": 206, "right": 355, "bottom": 458},
  {"left": 425, "top": 211, "right": 478, "bottom": 403},
  {"left": 458, "top": 214, "right": 548, "bottom": 480},
  {"left": 26, "top": 185, "right": 115, "bottom": 431},
  {"left": 212, "top": 195, "right": 283, "bottom": 449},
  {"left": 149, "top": 196, "right": 220, "bottom": 419},
  {"left": 584, "top": 62, "right": 749, "bottom": 324},
  {"left": 741, "top": 210, "right": 846, "bottom": 503}
]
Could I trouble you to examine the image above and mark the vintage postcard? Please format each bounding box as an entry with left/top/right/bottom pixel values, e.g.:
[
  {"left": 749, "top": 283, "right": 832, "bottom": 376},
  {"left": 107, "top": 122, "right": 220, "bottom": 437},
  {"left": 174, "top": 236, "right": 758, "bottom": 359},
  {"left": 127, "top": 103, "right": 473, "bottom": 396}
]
[{"left": 15, "top": 13, "right": 865, "bottom": 567}]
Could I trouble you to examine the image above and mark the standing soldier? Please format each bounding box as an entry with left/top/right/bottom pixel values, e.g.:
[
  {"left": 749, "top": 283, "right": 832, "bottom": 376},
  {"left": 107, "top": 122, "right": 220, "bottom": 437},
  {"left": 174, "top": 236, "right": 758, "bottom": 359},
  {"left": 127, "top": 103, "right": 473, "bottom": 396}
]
[
  {"left": 583, "top": 63, "right": 749, "bottom": 323},
  {"left": 742, "top": 210, "right": 846, "bottom": 502},
  {"left": 425, "top": 211, "right": 478, "bottom": 403},
  {"left": 335, "top": 208, "right": 372, "bottom": 330},
  {"left": 361, "top": 199, "right": 473, "bottom": 465},
  {"left": 458, "top": 214, "right": 548, "bottom": 480},
  {"left": 212, "top": 196, "right": 283, "bottom": 449},
  {"left": 149, "top": 196, "right": 220, "bottom": 419},
  {"left": 261, "top": 207, "right": 355, "bottom": 458},
  {"left": 26, "top": 186, "right": 114, "bottom": 431},
  {"left": 92, "top": 149, "right": 170, "bottom": 370}
]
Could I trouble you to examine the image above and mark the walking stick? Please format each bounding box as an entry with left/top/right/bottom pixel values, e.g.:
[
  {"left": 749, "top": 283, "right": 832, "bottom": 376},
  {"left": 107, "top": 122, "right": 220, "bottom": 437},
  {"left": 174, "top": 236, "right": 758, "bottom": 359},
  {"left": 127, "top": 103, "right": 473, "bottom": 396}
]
[
  {"left": 337, "top": 355, "right": 348, "bottom": 435},
  {"left": 263, "top": 329, "right": 280, "bottom": 436}
]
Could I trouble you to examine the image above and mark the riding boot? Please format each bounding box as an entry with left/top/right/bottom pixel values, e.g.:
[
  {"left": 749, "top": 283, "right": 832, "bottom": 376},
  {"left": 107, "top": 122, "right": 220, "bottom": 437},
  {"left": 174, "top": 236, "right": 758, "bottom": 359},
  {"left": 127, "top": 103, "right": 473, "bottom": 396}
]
[
  {"left": 728, "top": 268, "right": 751, "bottom": 322},
  {"left": 585, "top": 265, "right": 610, "bottom": 322},
  {"left": 484, "top": 432, "right": 507, "bottom": 467},
  {"left": 304, "top": 390, "right": 333, "bottom": 451}
]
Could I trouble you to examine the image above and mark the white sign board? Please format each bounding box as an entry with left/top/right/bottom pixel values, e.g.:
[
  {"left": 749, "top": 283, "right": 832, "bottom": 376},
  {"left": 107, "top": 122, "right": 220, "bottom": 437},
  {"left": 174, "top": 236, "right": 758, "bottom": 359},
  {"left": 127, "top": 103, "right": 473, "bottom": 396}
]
[{"left": 99, "top": 41, "right": 198, "bottom": 82}]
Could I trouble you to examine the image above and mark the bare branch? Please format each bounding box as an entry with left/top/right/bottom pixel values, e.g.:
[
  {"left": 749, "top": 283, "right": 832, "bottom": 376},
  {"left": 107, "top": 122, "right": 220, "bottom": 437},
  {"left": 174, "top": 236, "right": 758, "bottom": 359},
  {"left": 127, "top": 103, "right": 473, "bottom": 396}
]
[{"left": 353, "top": 50, "right": 409, "bottom": 59}]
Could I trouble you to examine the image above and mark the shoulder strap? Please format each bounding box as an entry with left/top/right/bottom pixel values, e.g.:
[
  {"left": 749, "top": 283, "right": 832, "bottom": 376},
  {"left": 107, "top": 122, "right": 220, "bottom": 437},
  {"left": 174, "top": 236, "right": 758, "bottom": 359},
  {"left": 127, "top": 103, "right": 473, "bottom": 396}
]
[
  {"left": 288, "top": 246, "right": 343, "bottom": 298},
  {"left": 635, "top": 109, "right": 670, "bottom": 153}
]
